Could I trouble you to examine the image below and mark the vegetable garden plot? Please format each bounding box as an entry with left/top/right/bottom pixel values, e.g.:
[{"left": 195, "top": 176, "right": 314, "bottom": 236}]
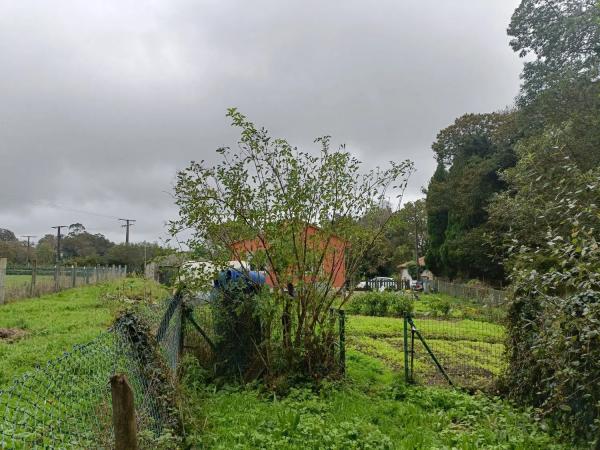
[{"left": 346, "top": 310, "right": 507, "bottom": 392}]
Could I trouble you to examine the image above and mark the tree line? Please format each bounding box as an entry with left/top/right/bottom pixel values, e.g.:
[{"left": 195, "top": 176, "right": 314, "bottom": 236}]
[
  {"left": 424, "top": 0, "right": 600, "bottom": 442},
  {"left": 0, "top": 223, "right": 171, "bottom": 272},
  {"left": 425, "top": 0, "right": 600, "bottom": 286}
]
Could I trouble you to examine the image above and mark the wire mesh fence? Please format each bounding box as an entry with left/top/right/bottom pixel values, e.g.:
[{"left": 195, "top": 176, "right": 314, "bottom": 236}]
[
  {"left": 346, "top": 290, "right": 507, "bottom": 392},
  {"left": 156, "top": 294, "right": 184, "bottom": 372},
  {"left": 404, "top": 313, "right": 506, "bottom": 391},
  {"left": 0, "top": 263, "right": 126, "bottom": 303},
  {"left": 430, "top": 279, "right": 506, "bottom": 304},
  {"left": 0, "top": 295, "right": 183, "bottom": 449}
]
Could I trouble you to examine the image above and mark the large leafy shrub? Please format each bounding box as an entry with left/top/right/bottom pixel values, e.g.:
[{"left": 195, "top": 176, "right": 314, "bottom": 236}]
[
  {"left": 501, "top": 140, "right": 600, "bottom": 443},
  {"left": 171, "top": 109, "right": 413, "bottom": 380}
]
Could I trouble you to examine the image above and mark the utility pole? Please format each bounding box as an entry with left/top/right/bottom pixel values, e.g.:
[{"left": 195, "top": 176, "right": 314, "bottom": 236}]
[
  {"left": 119, "top": 219, "right": 136, "bottom": 245},
  {"left": 414, "top": 209, "right": 420, "bottom": 282},
  {"left": 21, "top": 235, "right": 36, "bottom": 265},
  {"left": 51, "top": 226, "right": 67, "bottom": 263}
]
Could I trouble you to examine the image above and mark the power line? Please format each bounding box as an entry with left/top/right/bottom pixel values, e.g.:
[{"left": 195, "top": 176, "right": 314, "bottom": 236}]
[{"left": 44, "top": 202, "right": 121, "bottom": 220}]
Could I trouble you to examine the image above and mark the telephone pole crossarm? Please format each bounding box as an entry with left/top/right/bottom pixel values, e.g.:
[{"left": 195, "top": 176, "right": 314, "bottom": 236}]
[{"left": 118, "top": 219, "right": 136, "bottom": 245}]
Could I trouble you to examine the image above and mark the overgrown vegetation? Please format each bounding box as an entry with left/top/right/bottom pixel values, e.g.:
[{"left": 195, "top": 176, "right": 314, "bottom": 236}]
[
  {"left": 346, "top": 291, "right": 414, "bottom": 317},
  {"left": 503, "top": 157, "right": 600, "bottom": 442},
  {"left": 171, "top": 109, "right": 414, "bottom": 380},
  {"left": 421, "top": 1, "right": 600, "bottom": 444},
  {"left": 0, "top": 278, "right": 167, "bottom": 385},
  {"left": 179, "top": 347, "right": 570, "bottom": 449}
]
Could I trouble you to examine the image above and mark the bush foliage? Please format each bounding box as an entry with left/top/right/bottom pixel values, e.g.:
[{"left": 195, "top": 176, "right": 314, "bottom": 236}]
[
  {"left": 346, "top": 292, "right": 414, "bottom": 318},
  {"left": 504, "top": 154, "right": 600, "bottom": 443},
  {"left": 171, "top": 110, "right": 414, "bottom": 380}
]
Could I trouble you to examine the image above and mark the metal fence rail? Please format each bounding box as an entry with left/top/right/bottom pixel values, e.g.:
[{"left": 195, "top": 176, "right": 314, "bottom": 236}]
[
  {"left": 0, "top": 295, "right": 184, "bottom": 449},
  {"left": 0, "top": 260, "right": 126, "bottom": 304},
  {"left": 366, "top": 279, "right": 401, "bottom": 291},
  {"left": 431, "top": 279, "right": 506, "bottom": 304},
  {"left": 404, "top": 313, "right": 506, "bottom": 391}
]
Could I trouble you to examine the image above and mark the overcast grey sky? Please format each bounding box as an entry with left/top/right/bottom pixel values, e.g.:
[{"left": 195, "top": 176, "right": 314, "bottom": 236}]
[{"left": 0, "top": 0, "right": 523, "bottom": 245}]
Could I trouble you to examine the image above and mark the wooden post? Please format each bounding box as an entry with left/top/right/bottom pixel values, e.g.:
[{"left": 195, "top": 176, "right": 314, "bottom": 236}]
[
  {"left": 84, "top": 266, "right": 89, "bottom": 284},
  {"left": 338, "top": 309, "right": 346, "bottom": 375},
  {"left": 0, "top": 258, "right": 6, "bottom": 305},
  {"left": 403, "top": 314, "right": 409, "bottom": 383},
  {"left": 30, "top": 260, "right": 37, "bottom": 297},
  {"left": 54, "top": 264, "right": 60, "bottom": 292},
  {"left": 71, "top": 265, "right": 76, "bottom": 288},
  {"left": 111, "top": 374, "right": 138, "bottom": 450}
]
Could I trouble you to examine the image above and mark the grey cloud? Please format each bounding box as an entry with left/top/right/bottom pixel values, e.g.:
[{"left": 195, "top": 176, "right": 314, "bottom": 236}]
[{"left": 0, "top": 0, "right": 523, "bottom": 245}]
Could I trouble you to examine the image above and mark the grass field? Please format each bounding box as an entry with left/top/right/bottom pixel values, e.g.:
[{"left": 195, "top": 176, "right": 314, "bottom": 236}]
[
  {"left": 177, "top": 290, "right": 577, "bottom": 448},
  {"left": 5, "top": 274, "right": 53, "bottom": 286},
  {"left": 0, "top": 281, "right": 577, "bottom": 448},
  {"left": 343, "top": 291, "right": 507, "bottom": 390},
  {"left": 180, "top": 348, "right": 569, "bottom": 449},
  {"left": 0, "top": 278, "right": 167, "bottom": 385}
]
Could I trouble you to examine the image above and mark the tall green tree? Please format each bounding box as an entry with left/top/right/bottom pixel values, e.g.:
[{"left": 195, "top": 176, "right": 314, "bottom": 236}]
[
  {"left": 491, "top": 2, "right": 600, "bottom": 442},
  {"left": 358, "top": 200, "right": 427, "bottom": 278},
  {"left": 61, "top": 223, "right": 114, "bottom": 265},
  {"left": 425, "top": 113, "right": 517, "bottom": 282},
  {"left": 508, "top": 0, "right": 600, "bottom": 104}
]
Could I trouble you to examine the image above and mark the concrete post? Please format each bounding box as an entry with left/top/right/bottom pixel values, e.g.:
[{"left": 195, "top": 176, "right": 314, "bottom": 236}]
[{"left": 0, "top": 258, "right": 6, "bottom": 304}]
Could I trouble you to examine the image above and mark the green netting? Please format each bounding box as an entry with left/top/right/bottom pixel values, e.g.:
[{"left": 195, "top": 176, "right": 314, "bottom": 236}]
[{"left": 0, "top": 296, "right": 183, "bottom": 449}]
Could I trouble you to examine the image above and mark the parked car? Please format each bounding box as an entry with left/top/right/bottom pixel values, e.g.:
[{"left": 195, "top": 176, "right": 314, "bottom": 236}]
[
  {"left": 355, "top": 280, "right": 367, "bottom": 290},
  {"left": 410, "top": 279, "right": 423, "bottom": 291}
]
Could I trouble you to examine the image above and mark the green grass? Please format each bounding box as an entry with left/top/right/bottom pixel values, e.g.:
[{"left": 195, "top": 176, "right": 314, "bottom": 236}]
[
  {"left": 346, "top": 313, "right": 505, "bottom": 391},
  {"left": 180, "top": 349, "right": 571, "bottom": 449},
  {"left": 179, "top": 292, "right": 574, "bottom": 449},
  {"left": 346, "top": 291, "right": 507, "bottom": 324},
  {"left": 348, "top": 315, "right": 503, "bottom": 343},
  {"left": 5, "top": 274, "right": 53, "bottom": 286},
  {"left": 413, "top": 292, "right": 507, "bottom": 323},
  {"left": 0, "top": 278, "right": 167, "bottom": 385}
]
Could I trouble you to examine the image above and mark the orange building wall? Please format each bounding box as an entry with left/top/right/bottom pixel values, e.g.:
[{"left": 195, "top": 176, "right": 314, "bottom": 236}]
[{"left": 230, "top": 225, "right": 347, "bottom": 288}]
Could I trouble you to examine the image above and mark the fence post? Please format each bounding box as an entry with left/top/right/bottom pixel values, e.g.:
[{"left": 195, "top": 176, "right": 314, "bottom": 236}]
[
  {"left": 403, "top": 314, "right": 409, "bottom": 383},
  {"left": 111, "top": 374, "right": 138, "bottom": 450},
  {"left": 54, "top": 264, "right": 60, "bottom": 292},
  {"left": 95, "top": 265, "right": 99, "bottom": 283},
  {"left": 0, "top": 258, "right": 6, "bottom": 305},
  {"left": 178, "top": 305, "right": 185, "bottom": 365},
  {"left": 30, "top": 260, "right": 37, "bottom": 297},
  {"left": 84, "top": 266, "right": 89, "bottom": 284},
  {"left": 71, "top": 265, "right": 76, "bottom": 288},
  {"left": 338, "top": 309, "right": 346, "bottom": 376}
]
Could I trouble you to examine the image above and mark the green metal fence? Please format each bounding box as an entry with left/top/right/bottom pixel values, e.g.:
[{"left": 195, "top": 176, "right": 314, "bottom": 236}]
[
  {"left": 0, "top": 295, "right": 183, "bottom": 449},
  {"left": 0, "top": 264, "right": 126, "bottom": 303},
  {"left": 346, "top": 291, "right": 507, "bottom": 392}
]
